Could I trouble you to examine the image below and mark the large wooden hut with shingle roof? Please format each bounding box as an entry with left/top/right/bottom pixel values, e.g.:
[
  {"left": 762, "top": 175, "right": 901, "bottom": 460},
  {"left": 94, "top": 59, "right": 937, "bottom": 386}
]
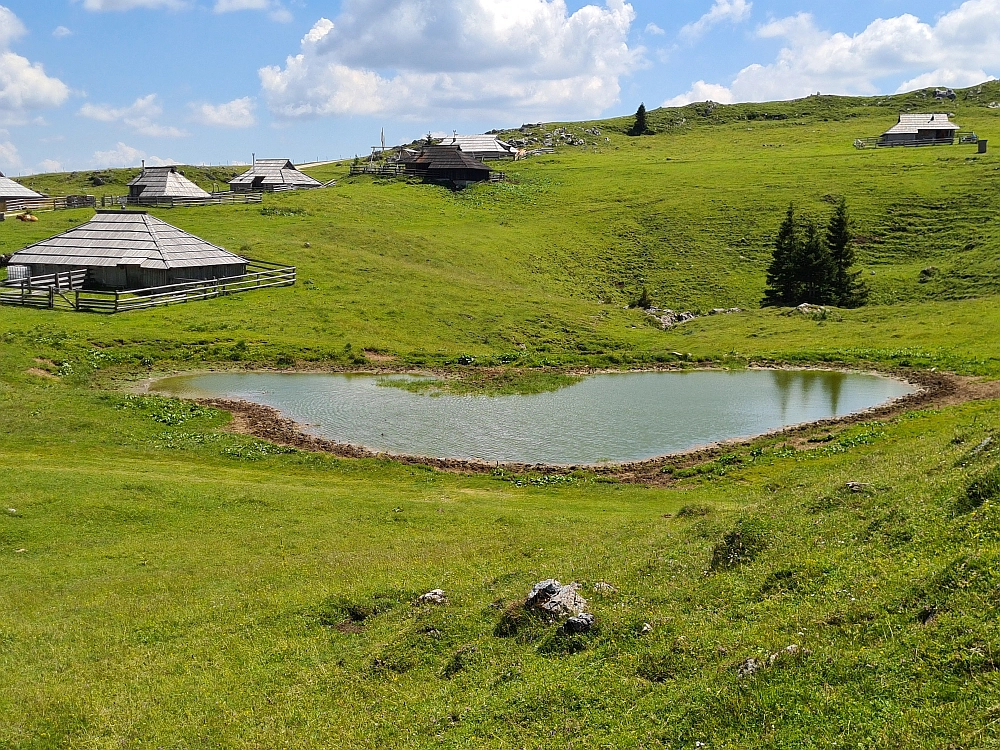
[
  {"left": 128, "top": 165, "right": 211, "bottom": 200},
  {"left": 229, "top": 159, "right": 322, "bottom": 192},
  {"left": 880, "top": 113, "right": 961, "bottom": 146},
  {"left": 402, "top": 145, "right": 492, "bottom": 188},
  {"left": 8, "top": 210, "right": 247, "bottom": 290}
]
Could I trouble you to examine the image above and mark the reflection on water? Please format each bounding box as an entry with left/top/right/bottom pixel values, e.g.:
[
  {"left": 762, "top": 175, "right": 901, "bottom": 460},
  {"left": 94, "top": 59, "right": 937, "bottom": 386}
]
[
  {"left": 153, "top": 370, "right": 914, "bottom": 465},
  {"left": 771, "top": 369, "right": 844, "bottom": 421}
]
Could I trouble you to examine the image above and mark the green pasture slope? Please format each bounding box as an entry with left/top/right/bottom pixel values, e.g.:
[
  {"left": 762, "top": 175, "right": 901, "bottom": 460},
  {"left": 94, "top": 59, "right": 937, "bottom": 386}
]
[{"left": 3, "top": 83, "right": 1000, "bottom": 747}]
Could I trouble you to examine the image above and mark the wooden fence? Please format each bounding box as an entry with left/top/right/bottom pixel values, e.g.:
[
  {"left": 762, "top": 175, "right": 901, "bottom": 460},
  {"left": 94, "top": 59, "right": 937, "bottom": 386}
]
[
  {"left": 101, "top": 192, "right": 263, "bottom": 209},
  {"left": 1, "top": 195, "right": 96, "bottom": 214},
  {"left": 0, "top": 260, "right": 295, "bottom": 313},
  {"left": 854, "top": 131, "right": 979, "bottom": 149},
  {"left": 349, "top": 163, "right": 407, "bottom": 176}
]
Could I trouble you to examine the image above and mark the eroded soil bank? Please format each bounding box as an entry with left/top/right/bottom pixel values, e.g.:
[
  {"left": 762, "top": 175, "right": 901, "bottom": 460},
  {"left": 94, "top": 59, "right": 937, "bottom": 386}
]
[{"left": 180, "top": 366, "right": 1000, "bottom": 486}]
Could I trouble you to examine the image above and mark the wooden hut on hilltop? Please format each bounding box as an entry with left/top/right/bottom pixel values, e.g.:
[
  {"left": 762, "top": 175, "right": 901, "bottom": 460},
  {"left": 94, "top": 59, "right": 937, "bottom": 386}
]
[
  {"left": 8, "top": 211, "right": 247, "bottom": 290},
  {"left": 402, "top": 145, "right": 493, "bottom": 188},
  {"left": 128, "top": 165, "right": 210, "bottom": 199},
  {"left": 229, "top": 159, "right": 322, "bottom": 192},
  {"left": 880, "top": 113, "right": 960, "bottom": 146}
]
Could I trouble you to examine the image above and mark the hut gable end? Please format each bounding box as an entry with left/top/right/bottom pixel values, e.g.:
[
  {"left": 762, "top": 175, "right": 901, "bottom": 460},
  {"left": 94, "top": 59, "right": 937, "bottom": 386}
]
[
  {"left": 128, "top": 166, "right": 211, "bottom": 199},
  {"left": 229, "top": 158, "right": 322, "bottom": 191}
]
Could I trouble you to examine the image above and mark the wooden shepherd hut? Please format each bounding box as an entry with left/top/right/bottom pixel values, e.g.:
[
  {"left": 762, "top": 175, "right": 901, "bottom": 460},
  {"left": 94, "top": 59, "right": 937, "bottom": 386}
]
[
  {"left": 229, "top": 159, "right": 322, "bottom": 192},
  {"left": 402, "top": 145, "right": 492, "bottom": 188},
  {"left": 8, "top": 211, "right": 247, "bottom": 290},
  {"left": 0, "top": 171, "right": 42, "bottom": 203},
  {"left": 880, "top": 113, "right": 960, "bottom": 146},
  {"left": 127, "top": 165, "right": 210, "bottom": 199}
]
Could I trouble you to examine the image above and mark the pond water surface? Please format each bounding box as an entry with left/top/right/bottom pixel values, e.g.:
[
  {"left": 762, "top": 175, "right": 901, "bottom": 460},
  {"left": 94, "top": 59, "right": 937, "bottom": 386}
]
[{"left": 153, "top": 370, "right": 914, "bottom": 465}]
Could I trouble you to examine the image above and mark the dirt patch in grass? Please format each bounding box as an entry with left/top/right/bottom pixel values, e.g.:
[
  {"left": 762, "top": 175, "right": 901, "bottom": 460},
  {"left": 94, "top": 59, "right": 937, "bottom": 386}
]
[
  {"left": 26, "top": 368, "right": 57, "bottom": 380},
  {"left": 198, "top": 368, "right": 1000, "bottom": 486},
  {"left": 364, "top": 350, "right": 398, "bottom": 363}
]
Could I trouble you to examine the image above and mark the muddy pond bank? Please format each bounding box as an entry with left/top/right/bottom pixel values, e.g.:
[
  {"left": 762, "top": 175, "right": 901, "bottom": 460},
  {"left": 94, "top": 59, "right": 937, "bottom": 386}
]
[{"left": 138, "top": 366, "right": 983, "bottom": 481}]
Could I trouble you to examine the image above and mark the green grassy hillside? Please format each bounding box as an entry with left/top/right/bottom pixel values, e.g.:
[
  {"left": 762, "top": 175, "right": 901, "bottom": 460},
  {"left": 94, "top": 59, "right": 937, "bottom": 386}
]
[{"left": 3, "top": 84, "right": 1000, "bottom": 748}]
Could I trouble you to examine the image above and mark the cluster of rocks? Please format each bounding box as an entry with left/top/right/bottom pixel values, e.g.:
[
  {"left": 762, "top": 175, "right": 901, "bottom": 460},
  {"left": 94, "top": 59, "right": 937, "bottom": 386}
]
[
  {"left": 737, "top": 644, "right": 811, "bottom": 679},
  {"left": 417, "top": 589, "right": 448, "bottom": 605},
  {"left": 934, "top": 88, "right": 957, "bottom": 101},
  {"left": 989, "top": 102, "right": 1000, "bottom": 110},
  {"left": 646, "top": 307, "right": 742, "bottom": 330},
  {"left": 526, "top": 579, "right": 595, "bottom": 633},
  {"left": 416, "top": 579, "right": 605, "bottom": 635},
  {"left": 787, "top": 303, "right": 829, "bottom": 316},
  {"left": 504, "top": 124, "right": 590, "bottom": 150}
]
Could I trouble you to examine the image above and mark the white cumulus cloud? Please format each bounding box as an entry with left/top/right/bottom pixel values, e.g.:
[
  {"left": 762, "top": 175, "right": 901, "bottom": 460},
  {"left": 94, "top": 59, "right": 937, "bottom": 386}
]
[
  {"left": 680, "top": 0, "right": 752, "bottom": 40},
  {"left": 0, "top": 138, "right": 19, "bottom": 171},
  {"left": 667, "top": 0, "right": 1000, "bottom": 105},
  {"left": 38, "top": 159, "right": 62, "bottom": 173},
  {"left": 214, "top": 0, "right": 291, "bottom": 22},
  {"left": 663, "top": 80, "right": 735, "bottom": 107},
  {"left": 79, "top": 94, "right": 187, "bottom": 137},
  {"left": 80, "top": 0, "right": 188, "bottom": 10},
  {"left": 645, "top": 22, "right": 665, "bottom": 35},
  {"left": 0, "top": 5, "right": 25, "bottom": 47},
  {"left": 0, "top": 6, "right": 69, "bottom": 125},
  {"left": 91, "top": 142, "right": 177, "bottom": 168},
  {"left": 189, "top": 96, "right": 256, "bottom": 127},
  {"left": 259, "top": 0, "right": 640, "bottom": 122},
  {"left": 53, "top": 26, "right": 73, "bottom": 38}
]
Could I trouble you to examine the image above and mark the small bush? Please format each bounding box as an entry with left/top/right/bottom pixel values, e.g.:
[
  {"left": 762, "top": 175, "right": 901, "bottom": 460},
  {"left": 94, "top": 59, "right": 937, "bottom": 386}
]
[
  {"left": 959, "top": 467, "right": 1000, "bottom": 514},
  {"left": 676, "top": 504, "right": 712, "bottom": 518},
  {"left": 312, "top": 590, "right": 409, "bottom": 627},
  {"left": 709, "top": 518, "right": 769, "bottom": 571}
]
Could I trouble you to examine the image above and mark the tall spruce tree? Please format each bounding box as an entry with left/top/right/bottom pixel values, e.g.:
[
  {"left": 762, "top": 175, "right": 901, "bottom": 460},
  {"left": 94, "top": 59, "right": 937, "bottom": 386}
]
[
  {"left": 796, "top": 221, "right": 836, "bottom": 305},
  {"left": 630, "top": 103, "right": 648, "bottom": 136},
  {"left": 763, "top": 204, "right": 800, "bottom": 306},
  {"left": 826, "top": 198, "right": 868, "bottom": 307}
]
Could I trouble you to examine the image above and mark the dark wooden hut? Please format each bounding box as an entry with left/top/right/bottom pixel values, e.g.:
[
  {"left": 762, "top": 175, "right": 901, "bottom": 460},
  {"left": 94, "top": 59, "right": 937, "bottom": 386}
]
[
  {"left": 403, "top": 145, "right": 492, "bottom": 188},
  {"left": 8, "top": 210, "right": 247, "bottom": 290}
]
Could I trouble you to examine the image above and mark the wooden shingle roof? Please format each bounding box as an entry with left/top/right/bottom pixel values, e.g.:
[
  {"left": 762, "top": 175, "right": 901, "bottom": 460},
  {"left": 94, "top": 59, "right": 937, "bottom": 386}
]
[
  {"left": 437, "top": 134, "right": 516, "bottom": 159},
  {"left": 229, "top": 159, "right": 322, "bottom": 188},
  {"left": 11, "top": 211, "right": 246, "bottom": 270},
  {"left": 409, "top": 146, "right": 492, "bottom": 172},
  {"left": 128, "top": 166, "right": 211, "bottom": 199},
  {"left": 0, "top": 172, "right": 42, "bottom": 200},
  {"left": 884, "top": 113, "right": 960, "bottom": 135}
]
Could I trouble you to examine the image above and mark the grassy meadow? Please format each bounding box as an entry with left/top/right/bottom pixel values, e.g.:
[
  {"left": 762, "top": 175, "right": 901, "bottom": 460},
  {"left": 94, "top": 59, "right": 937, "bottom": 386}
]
[{"left": 3, "top": 83, "right": 1000, "bottom": 747}]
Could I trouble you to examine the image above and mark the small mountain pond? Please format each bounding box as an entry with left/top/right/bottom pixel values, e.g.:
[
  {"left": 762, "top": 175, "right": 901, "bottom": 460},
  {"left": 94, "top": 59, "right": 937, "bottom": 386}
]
[{"left": 153, "top": 370, "right": 914, "bottom": 466}]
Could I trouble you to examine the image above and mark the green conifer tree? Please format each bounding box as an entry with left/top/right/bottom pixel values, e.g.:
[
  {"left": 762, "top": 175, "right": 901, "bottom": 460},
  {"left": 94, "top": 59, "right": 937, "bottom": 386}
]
[
  {"left": 796, "top": 221, "right": 836, "bottom": 305},
  {"left": 826, "top": 198, "right": 869, "bottom": 307},
  {"left": 629, "top": 103, "right": 649, "bottom": 136},
  {"left": 762, "top": 204, "right": 800, "bottom": 306}
]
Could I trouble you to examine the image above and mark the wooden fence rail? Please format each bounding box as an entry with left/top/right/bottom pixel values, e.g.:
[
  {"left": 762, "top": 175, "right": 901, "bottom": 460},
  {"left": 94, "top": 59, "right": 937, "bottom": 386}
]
[
  {"left": 100, "top": 192, "right": 263, "bottom": 209},
  {"left": 1, "top": 261, "right": 294, "bottom": 313},
  {"left": 349, "top": 163, "right": 407, "bottom": 176},
  {"left": 1, "top": 195, "right": 96, "bottom": 214},
  {"left": 854, "top": 131, "right": 979, "bottom": 149}
]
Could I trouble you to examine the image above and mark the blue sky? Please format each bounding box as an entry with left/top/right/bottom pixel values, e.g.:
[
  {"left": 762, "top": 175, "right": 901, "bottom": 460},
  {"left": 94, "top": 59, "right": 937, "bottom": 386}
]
[{"left": 0, "top": 0, "right": 996, "bottom": 174}]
